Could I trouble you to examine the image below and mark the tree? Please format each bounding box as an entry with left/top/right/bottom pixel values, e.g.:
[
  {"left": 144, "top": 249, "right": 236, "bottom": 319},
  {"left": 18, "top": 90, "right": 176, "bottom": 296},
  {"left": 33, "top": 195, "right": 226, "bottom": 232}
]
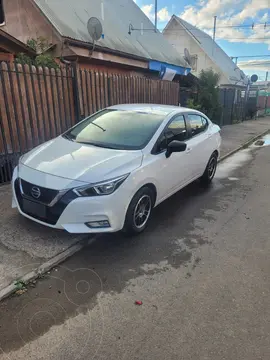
[
  {"left": 188, "top": 69, "right": 221, "bottom": 121},
  {"left": 197, "top": 69, "right": 221, "bottom": 120}
]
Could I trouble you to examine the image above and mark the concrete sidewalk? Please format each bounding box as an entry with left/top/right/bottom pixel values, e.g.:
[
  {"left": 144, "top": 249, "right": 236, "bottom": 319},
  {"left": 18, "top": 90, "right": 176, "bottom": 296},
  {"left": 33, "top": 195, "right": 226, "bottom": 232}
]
[
  {"left": 220, "top": 117, "right": 270, "bottom": 157},
  {"left": 0, "top": 117, "right": 269, "bottom": 300}
]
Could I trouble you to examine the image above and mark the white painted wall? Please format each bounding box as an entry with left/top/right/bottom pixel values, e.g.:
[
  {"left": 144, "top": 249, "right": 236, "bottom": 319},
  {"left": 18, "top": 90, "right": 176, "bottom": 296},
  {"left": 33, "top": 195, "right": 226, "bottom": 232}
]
[{"left": 163, "top": 19, "right": 230, "bottom": 85}]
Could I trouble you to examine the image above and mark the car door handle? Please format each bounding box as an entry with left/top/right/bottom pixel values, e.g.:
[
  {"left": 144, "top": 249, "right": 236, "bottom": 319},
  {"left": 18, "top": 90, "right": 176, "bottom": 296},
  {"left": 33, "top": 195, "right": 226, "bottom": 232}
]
[{"left": 186, "top": 147, "right": 192, "bottom": 153}]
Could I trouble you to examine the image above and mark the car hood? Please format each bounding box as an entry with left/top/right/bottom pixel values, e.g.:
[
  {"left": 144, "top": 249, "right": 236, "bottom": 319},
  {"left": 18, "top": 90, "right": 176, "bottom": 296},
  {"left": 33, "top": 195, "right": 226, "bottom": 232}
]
[{"left": 21, "top": 137, "right": 143, "bottom": 183}]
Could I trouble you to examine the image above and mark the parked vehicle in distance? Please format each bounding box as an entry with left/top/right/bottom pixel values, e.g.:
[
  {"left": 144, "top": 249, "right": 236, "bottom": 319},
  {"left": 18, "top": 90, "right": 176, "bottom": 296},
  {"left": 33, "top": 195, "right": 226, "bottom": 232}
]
[{"left": 12, "top": 104, "right": 221, "bottom": 235}]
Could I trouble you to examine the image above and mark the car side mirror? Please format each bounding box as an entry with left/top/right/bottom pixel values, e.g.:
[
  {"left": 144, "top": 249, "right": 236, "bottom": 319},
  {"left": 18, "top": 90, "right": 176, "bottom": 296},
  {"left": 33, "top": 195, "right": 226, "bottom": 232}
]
[{"left": 165, "top": 140, "right": 187, "bottom": 158}]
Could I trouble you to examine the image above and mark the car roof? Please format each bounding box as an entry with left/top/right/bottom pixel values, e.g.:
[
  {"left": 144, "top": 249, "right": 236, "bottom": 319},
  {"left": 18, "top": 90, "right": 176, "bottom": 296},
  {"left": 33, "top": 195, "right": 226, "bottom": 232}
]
[{"left": 108, "top": 104, "right": 199, "bottom": 115}]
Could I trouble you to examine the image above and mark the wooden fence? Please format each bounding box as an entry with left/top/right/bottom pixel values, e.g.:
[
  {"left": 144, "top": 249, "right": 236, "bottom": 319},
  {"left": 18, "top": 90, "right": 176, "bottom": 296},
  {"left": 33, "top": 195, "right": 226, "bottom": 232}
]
[
  {"left": 0, "top": 62, "right": 76, "bottom": 154},
  {"left": 77, "top": 69, "right": 179, "bottom": 119},
  {"left": 0, "top": 61, "right": 180, "bottom": 183}
]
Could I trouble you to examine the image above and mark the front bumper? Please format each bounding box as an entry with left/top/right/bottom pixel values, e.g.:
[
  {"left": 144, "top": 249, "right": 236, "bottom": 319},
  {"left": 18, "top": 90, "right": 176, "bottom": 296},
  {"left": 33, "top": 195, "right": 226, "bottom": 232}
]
[{"left": 12, "top": 169, "right": 129, "bottom": 234}]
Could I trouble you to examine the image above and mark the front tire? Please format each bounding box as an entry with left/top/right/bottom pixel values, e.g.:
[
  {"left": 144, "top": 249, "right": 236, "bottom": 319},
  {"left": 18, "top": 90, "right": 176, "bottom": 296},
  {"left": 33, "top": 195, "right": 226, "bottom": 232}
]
[
  {"left": 200, "top": 153, "right": 218, "bottom": 186},
  {"left": 123, "top": 186, "right": 154, "bottom": 236}
]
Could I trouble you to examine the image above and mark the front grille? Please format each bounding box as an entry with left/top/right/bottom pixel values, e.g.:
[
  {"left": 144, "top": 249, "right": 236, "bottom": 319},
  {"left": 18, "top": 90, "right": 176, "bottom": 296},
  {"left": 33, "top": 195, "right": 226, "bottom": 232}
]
[
  {"left": 15, "top": 179, "right": 78, "bottom": 225},
  {"left": 20, "top": 178, "right": 59, "bottom": 205}
]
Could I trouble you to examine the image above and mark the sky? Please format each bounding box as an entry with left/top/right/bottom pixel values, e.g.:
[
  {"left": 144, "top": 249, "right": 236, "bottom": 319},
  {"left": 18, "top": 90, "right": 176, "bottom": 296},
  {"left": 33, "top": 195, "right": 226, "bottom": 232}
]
[{"left": 134, "top": 0, "right": 270, "bottom": 81}]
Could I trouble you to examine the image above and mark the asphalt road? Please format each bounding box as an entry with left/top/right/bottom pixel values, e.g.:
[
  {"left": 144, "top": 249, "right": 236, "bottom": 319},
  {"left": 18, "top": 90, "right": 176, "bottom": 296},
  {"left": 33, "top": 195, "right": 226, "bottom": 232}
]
[{"left": 1, "top": 144, "right": 270, "bottom": 360}]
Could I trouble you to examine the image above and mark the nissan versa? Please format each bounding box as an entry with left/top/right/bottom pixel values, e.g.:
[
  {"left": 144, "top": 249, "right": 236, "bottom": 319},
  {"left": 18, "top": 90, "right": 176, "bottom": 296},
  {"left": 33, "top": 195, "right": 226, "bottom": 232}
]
[{"left": 12, "top": 104, "right": 221, "bottom": 235}]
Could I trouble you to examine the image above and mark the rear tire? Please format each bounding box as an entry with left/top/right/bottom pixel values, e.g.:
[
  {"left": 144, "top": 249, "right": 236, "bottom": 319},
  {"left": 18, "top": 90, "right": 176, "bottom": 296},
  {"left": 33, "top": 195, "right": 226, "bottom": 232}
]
[
  {"left": 123, "top": 186, "right": 154, "bottom": 236},
  {"left": 200, "top": 153, "right": 218, "bottom": 186}
]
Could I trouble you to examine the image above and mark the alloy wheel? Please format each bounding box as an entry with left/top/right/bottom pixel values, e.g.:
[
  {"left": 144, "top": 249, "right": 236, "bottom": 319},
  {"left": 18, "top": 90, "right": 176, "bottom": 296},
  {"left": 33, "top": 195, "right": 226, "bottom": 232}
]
[
  {"left": 133, "top": 194, "right": 152, "bottom": 229},
  {"left": 208, "top": 157, "right": 217, "bottom": 179}
]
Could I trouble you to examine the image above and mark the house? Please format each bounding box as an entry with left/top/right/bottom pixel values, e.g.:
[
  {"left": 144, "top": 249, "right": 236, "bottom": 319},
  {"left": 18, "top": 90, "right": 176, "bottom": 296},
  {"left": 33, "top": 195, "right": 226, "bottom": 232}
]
[
  {"left": 0, "top": 28, "right": 35, "bottom": 61},
  {"left": 250, "top": 81, "right": 270, "bottom": 116},
  {"left": 163, "top": 15, "right": 248, "bottom": 87},
  {"left": 0, "top": 0, "right": 190, "bottom": 79},
  {"left": 252, "top": 81, "right": 270, "bottom": 90}
]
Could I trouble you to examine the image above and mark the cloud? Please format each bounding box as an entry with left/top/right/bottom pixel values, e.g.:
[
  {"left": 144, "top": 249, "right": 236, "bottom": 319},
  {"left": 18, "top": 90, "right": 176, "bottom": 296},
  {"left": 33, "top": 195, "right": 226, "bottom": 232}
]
[
  {"left": 180, "top": 0, "right": 241, "bottom": 28},
  {"left": 238, "top": 59, "right": 270, "bottom": 72},
  {"left": 157, "top": 7, "right": 171, "bottom": 22},
  {"left": 229, "top": 0, "right": 269, "bottom": 25},
  {"left": 260, "top": 12, "right": 268, "bottom": 22},
  {"left": 179, "top": 0, "right": 270, "bottom": 47},
  {"left": 141, "top": 4, "right": 154, "bottom": 20},
  {"left": 141, "top": 3, "right": 171, "bottom": 23}
]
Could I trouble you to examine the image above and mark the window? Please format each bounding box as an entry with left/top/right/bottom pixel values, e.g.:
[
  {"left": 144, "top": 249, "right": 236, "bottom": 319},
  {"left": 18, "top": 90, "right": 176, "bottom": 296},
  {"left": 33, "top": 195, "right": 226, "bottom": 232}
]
[
  {"left": 157, "top": 115, "right": 187, "bottom": 152},
  {"left": 201, "top": 116, "right": 208, "bottom": 129},
  {"left": 0, "top": 0, "right": 5, "bottom": 26},
  {"left": 64, "top": 109, "right": 166, "bottom": 150},
  {"left": 188, "top": 114, "right": 208, "bottom": 137}
]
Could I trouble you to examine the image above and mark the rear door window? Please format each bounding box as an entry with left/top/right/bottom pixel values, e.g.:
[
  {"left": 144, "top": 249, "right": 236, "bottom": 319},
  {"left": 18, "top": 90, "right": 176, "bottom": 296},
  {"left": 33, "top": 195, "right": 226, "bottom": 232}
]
[{"left": 188, "top": 114, "right": 208, "bottom": 137}]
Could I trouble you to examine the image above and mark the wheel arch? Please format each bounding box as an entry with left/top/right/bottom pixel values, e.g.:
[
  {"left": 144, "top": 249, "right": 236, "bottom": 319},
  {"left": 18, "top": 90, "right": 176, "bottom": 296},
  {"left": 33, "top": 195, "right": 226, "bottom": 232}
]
[
  {"left": 213, "top": 149, "right": 219, "bottom": 158},
  {"left": 142, "top": 183, "right": 157, "bottom": 206}
]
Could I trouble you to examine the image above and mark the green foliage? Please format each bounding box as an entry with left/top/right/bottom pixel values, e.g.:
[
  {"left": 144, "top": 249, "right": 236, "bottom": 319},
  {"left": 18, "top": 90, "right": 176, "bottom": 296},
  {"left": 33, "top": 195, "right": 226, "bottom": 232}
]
[
  {"left": 186, "top": 98, "right": 201, "bottom": 111},
  {"left": 27, "top": 37, "right": 49, "bottom": 53},
  {"left": 15, "top": 53, "right": 33, "bottom": 66},
  {"left": 16, "top": 37, "right": 59, "bottom": 69},
  {"left": 197, "top": 69, "right": 221, "bottom": 119},
  {"left": 35, "top": 54, "right": 59, "bottom": 69},
  {"left": 188, "top": 69, "right": 222, "bottom": 121},
  {"left": 26, "top": 38, "right": 38, "bottom": 51},
  {"left": 14, "top": 279, "right": 26, "bottom": 290}
]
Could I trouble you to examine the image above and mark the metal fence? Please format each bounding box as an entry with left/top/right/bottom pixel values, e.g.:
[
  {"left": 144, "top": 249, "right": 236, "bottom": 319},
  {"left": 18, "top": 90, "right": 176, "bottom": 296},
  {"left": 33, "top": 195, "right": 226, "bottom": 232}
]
[
  {"left": 217, "top": 88, "right": 246, "bottom": 126},
  {"left": 0, "top": 61, "right": 180, "bottom": 184}
]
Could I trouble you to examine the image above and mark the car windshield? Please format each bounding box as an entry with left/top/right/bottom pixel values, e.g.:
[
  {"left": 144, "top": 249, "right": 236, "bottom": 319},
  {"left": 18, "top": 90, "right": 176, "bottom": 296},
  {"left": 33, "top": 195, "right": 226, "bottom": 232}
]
[{"left": 64, "top": 109, "right": 166, "bottom": 150}]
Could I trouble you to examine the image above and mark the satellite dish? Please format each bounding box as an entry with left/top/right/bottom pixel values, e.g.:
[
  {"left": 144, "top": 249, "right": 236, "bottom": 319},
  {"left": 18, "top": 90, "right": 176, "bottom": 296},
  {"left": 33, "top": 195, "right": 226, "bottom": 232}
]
[
  {"left": 251, "top": 74, "right": 258, "bottom": 83},
  {"left": 87, "top": 17, "right": 103, "bottom": 41},
  {"left": 184, "top": 48, "right": 192, "bottom": 65}
]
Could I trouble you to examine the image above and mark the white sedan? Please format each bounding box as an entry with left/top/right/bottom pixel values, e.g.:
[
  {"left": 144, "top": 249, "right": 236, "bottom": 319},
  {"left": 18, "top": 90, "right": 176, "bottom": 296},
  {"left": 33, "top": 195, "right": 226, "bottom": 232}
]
[{"left": 12, "top": 104, "right": 221, "bottom": 235}]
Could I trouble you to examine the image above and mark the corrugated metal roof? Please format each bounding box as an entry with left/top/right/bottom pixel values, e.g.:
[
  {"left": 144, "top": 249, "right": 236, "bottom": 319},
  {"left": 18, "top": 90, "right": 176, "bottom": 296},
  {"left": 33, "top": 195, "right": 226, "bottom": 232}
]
[
  {"left": 33, "top": 0, "right": 188, "bottom": 68},
  {"left": 172, "top": 16, "right": 248, "bottom": 86}
]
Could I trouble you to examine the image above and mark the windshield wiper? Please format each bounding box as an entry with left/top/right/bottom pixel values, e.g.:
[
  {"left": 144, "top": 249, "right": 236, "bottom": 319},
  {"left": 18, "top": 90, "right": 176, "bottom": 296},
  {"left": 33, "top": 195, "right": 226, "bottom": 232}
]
[
  {"left": 62, "top": 133, "right": 74, "bottom": 141},
  {"left": 91, "top": 122, "right": 106, "bottom": 132},
  {"left": 75, "top": 141, "right": 118, "bottom": 149}
]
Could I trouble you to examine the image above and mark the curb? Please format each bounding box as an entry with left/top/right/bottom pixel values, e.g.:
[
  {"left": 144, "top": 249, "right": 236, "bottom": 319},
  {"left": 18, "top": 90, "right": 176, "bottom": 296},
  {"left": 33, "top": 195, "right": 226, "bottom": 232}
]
[
  {"left": 0, "top": 128, "right": 269, "bottom": 302},
  {"left": 218, "top": 129, "right": 270, "bottom": 163},
  {"left": 0, "top": 235, "right": 98, "bottom": 302}
]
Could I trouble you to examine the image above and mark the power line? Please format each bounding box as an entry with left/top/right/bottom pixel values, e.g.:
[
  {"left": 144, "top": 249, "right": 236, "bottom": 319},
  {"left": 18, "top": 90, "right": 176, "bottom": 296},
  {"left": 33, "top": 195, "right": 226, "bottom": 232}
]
[
  {"left": 239, "top": 62, "right": 270, "bottom": 65},
  {"left": 130, "top": 23, "right": 270, "bottom": 33},
  {"left": 230, "top": 55, "right": 270, "bottom": 58},
  {"left": 187, "top": 35, "right": 270, "bottom": 40},
  {"left": 131, "top": 28, "right": 270, "bottom": 39},
  {"left": 213, "top": 23, "right": 269, "bottom": 29},
  {"left": 161, "top": 23, "right": 269, "bottom": 32},
  {"left": 217, "top": 37, "right": 270, "bottom": 40},
  {"left": 161, "top": 27, "right": 270, "bottom": 32}
]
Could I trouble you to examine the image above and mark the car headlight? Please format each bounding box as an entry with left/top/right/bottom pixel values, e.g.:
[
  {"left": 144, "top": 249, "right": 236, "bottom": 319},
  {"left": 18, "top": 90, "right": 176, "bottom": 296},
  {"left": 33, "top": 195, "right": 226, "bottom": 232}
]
[{"left": 73, "top": 174, "right": 130, "bottom": 197}]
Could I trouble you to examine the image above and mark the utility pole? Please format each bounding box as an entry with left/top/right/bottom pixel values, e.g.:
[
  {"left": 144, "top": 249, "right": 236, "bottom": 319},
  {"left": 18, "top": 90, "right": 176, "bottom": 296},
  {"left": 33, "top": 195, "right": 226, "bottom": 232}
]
[
  {"left": 265, "top": 71, "right": 269, "bottom": 114},
  {"left": 154, "top": 0, "right": 158, "bottom": 32},
  {"left": 212, "top": 15, "right": 217, "bottom": 55}
]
